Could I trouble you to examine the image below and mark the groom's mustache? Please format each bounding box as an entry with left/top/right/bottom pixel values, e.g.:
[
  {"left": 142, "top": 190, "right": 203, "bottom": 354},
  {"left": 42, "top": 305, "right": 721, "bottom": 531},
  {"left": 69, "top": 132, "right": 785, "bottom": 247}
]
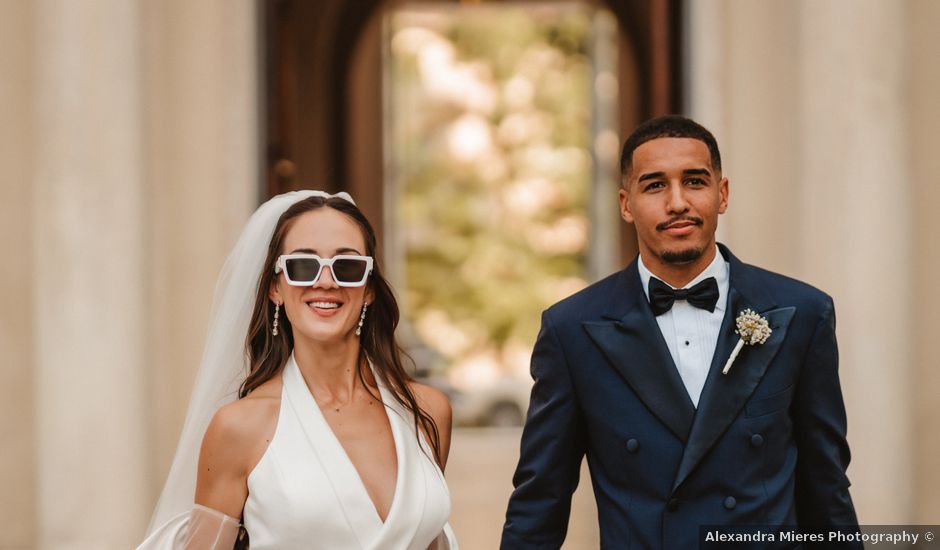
[{"left": 656, "top": 216, "right": 704, "bottom": 232}]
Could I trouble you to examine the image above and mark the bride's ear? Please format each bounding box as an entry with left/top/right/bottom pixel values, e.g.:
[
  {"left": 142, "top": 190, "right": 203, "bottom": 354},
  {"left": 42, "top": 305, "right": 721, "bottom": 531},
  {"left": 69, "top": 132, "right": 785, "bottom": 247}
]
[
  {"left": 366, "top": 282, "right": 375, "bottom": 306},
  {"left": 268, "top": 280, "right": 282, "bottom": 305}
]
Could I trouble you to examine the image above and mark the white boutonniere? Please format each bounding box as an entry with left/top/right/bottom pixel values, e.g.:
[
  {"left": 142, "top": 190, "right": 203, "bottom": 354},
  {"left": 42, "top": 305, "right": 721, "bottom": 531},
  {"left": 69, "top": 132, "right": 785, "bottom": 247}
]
[{"left": 721, "top": 309, "right": 773, "bottom": 375}]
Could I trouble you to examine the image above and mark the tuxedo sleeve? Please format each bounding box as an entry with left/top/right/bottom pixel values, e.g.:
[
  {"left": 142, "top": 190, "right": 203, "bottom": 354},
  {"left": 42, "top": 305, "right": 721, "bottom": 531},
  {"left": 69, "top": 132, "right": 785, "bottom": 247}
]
[
  {"left": 501, "top": 310, "right": 587, "bottom": 550},
  {"left": 792, "top": 298, "right": 861, "bottom": 546}
]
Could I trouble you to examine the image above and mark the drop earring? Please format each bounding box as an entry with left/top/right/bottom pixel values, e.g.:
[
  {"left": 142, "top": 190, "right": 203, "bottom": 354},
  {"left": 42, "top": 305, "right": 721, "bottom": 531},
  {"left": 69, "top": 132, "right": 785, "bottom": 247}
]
[
  {"left": 355, "top": 302, "right": 368, "bottom": 336},
  {"left": 272, "top": 302, "right": 280, "bottom": 336}
]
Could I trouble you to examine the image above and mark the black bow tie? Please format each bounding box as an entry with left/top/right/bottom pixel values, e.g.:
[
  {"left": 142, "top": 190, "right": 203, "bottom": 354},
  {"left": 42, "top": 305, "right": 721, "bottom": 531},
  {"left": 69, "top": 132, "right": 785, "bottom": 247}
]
[{"left": 648, "top": 276, "right": 719, "bottom": 316}]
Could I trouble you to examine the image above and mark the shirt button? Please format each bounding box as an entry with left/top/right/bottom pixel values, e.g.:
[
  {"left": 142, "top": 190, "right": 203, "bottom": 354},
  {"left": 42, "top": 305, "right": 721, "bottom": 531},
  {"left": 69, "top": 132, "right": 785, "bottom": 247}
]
[
  {"left": 626, "top": 438, "right": 640, "bottom": 453},
  {"left": 750, "top": 434, "right": 764, "bottom": 447},
  {"left": 724, "top": 496, "right": 737, "bottom": 510},
  {"left": 684, "top": 340, "right": 690, "bottom": 346},
  {"left": 667, "top": 498, "right": 680, "bottom": 512}
]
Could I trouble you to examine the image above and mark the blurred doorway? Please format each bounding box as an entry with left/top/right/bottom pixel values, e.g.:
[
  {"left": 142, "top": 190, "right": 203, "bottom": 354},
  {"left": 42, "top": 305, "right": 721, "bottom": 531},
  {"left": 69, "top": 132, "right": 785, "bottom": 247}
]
[{"left": 385, "top": 3, "right": 620, "bottom": 420}]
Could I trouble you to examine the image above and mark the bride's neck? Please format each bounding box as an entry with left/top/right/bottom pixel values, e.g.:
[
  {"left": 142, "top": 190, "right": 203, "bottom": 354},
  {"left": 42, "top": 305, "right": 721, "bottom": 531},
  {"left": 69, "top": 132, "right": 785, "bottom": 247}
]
[{"left": 292, "top": 337, "right": 369, "bottom": 402}]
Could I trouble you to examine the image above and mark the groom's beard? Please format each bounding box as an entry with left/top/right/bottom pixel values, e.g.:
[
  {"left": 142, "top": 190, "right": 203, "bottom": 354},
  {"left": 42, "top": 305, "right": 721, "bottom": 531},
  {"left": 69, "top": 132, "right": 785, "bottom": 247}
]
[
  {"left": 655, "top": 215, "right": 705, "bottom": 265},
  {"left": 660, "top": 246, "right": 704, "bottom": 264}
]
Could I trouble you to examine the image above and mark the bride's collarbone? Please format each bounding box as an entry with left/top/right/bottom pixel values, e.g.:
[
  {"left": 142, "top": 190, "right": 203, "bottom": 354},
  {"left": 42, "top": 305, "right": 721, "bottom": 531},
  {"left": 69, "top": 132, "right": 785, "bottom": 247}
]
[{"left": 320, "top": 388, "right": 395, "bottom": 446}]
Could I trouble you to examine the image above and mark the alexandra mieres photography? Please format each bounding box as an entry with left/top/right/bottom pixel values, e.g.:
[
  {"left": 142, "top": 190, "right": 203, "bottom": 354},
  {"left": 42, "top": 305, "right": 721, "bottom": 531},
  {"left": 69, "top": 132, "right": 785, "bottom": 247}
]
[{"left": 2, "top": 1, "right": 939, "bottom": 549}]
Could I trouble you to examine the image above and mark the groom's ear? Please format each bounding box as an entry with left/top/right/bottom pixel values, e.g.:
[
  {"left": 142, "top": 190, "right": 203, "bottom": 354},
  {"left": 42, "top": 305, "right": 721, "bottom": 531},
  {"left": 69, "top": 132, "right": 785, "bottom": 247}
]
[
  {"left": 718, "top": 176, "right": 729, "bottom": 214},
  {"left": 619, "top": 186, "right": 635, "bottom": 223}
]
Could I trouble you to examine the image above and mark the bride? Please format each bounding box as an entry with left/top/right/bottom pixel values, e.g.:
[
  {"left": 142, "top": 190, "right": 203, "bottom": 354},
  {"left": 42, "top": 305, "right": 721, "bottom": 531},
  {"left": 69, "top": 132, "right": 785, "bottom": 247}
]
[{"left": 139, "top": 191, "right": 458, "bottom": 549}]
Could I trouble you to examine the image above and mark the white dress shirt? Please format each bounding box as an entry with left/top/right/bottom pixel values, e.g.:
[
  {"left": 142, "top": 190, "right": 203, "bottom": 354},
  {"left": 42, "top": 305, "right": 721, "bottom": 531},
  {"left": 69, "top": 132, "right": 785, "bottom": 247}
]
[{"left": 637, "top": 247, "right": 730, "bottom": 407}]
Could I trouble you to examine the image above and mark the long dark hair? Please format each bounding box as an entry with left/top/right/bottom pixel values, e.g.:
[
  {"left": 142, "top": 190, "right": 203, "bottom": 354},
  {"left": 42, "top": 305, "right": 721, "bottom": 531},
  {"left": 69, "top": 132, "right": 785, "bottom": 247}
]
[{"left": 239, "top": 195, "right": 442, "bottom": 463}]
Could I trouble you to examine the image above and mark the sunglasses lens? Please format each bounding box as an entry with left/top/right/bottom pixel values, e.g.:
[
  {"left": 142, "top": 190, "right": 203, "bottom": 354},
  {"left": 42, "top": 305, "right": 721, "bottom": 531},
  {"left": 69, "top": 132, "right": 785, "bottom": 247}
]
[
  {"left": 285, "top": 258, "right": 322, "bottom": 283},
  {"left": 332, "top": 258, "right": 368, "bottom": 283}
]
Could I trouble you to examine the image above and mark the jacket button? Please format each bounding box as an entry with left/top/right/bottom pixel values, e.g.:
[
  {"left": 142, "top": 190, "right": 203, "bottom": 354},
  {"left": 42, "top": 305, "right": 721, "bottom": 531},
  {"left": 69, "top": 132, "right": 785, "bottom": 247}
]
[
  {"left": 750, "top": 434, "right": 764, "bottom": 447},
  {"left": 626, "top": 438, "right": 640, "bottom": 453},
  {"left": 724, "top": 496, "right": 737, "bottom": 510},
  {"left": 667, "top": 498, "right": 679, "bottom": 512}
]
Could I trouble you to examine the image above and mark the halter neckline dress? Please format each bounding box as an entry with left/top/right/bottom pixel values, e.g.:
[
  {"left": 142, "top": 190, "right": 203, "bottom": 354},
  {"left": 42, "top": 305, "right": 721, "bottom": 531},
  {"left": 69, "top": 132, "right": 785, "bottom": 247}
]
[{"left": 242, "top": 355, "right": 456, "bottom": 549}]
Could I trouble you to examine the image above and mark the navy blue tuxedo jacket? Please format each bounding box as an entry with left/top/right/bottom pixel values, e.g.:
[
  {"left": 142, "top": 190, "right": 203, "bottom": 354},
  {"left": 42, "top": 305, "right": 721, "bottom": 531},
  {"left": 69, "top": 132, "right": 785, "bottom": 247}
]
[{"left": 501, "top": 244, "right": 860, "bottom": 549}]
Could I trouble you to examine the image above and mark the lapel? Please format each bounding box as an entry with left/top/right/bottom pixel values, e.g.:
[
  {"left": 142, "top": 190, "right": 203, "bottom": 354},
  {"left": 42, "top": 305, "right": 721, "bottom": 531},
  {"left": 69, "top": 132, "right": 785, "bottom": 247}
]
[
  {"left": 671, "top": 244, "right": 796, "bottom": 491},
  {"left": 583, "top": 262, "right": 696, "bottom": 443}
]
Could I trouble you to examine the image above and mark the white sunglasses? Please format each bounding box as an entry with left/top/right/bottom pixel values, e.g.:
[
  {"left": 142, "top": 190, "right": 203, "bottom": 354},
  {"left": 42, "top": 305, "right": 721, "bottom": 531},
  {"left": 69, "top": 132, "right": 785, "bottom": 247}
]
[{"left": 274, "top": 254, "right": 374, "bottom": 287}]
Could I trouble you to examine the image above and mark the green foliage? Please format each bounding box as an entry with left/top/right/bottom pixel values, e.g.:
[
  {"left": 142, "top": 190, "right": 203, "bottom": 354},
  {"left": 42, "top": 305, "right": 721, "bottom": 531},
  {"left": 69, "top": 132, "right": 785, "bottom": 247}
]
[{"left": 390, "top": 6, "right": 594, "bottom": 370}]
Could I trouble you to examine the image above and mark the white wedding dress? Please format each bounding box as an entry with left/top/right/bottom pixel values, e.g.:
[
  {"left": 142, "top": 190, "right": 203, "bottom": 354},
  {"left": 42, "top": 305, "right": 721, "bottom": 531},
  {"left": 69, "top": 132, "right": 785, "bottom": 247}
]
[{"left": 140, "top": 356, "right": 457, "bottom": 550}]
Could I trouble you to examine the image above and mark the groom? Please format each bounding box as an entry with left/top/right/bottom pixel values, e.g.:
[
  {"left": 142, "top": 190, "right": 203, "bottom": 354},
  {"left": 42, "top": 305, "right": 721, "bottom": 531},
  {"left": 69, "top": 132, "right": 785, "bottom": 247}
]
[{"left": 501, "top": 116, "right": 860, "bottom": 549}]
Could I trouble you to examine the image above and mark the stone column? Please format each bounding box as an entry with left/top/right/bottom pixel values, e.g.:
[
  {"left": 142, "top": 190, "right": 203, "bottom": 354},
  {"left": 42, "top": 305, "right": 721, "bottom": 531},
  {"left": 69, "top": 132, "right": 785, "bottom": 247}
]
[
  {"left": 140, "top": 0, "right": 258, "bottom": 496},
  {"left": 683, "top": 0, "right": 728, "bottom": 148},
  {"left": 0, "top": 1, "right": 37, "bottom": 546},
  {"left": 32, "top": 0, "right": 149, "bottom": 547},
  {"left": 795, "top": 0, "right": 911, "bottom": 523},
  {"left": 908, "top": 0, "right": 940, "bottom": 523}
]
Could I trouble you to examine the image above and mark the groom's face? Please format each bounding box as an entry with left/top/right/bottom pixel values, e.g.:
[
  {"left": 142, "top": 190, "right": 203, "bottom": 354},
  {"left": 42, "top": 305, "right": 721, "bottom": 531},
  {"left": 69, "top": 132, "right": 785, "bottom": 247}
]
[{"left": 619, "top": 137, "right": 729, "bottom": 272}]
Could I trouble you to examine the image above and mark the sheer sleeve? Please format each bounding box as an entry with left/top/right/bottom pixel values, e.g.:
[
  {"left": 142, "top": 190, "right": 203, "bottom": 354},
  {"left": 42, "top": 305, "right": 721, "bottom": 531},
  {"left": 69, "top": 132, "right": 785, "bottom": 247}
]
[
  {"left": 182, "top": 505, "right": 240, "bottom": 550},
  {"left": 137, "top": 504, "right": 240, "bottom": 550}
]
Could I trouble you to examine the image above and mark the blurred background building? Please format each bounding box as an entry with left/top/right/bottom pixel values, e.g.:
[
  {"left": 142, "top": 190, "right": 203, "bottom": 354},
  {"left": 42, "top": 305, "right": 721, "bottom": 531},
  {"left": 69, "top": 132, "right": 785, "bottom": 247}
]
[{"left": 1, "top": 0, "right": 938, "bottom": 548}]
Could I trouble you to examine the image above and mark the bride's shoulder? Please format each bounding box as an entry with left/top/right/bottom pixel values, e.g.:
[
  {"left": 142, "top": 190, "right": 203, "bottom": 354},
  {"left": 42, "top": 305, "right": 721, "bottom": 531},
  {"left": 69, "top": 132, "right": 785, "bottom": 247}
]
[
  {"left": 407, "top": 382, "right": 452, "bottom": 421},
  {"left": 201, "top": 377, "right": 282, "bottom": 469},
  {"left": 407, "top": 381, "right": 453, "bottom": 469}
]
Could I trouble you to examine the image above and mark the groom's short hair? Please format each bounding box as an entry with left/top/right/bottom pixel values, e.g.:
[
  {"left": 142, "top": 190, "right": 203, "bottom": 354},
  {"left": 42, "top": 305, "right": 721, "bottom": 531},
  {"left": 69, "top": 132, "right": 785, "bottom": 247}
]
[{"left": 620, "top": 115, "right": 722, "bottom": 177}]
